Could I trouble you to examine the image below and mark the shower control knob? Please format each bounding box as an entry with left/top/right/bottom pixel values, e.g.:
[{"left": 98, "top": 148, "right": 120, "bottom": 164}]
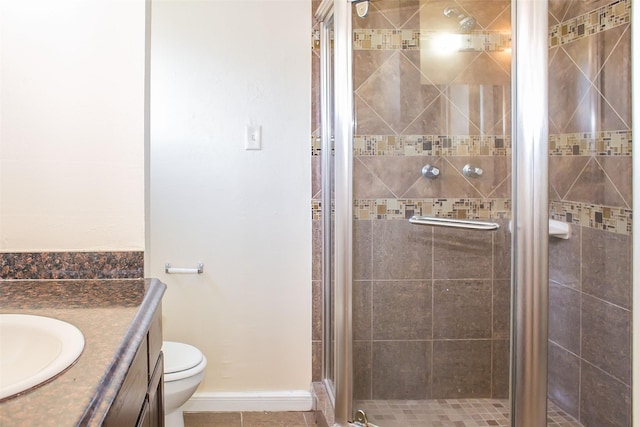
[
  {"left": 421, "top": 164, "right": 440, "bottom": 179},
  {"left": 463, "top": 164, "right": 483, "bottom": 178}
]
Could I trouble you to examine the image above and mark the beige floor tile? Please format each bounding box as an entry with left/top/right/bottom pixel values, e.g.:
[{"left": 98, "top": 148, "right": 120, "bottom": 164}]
[
  {"left": 184, "top": 411, "right": 242, "bottom": 427},
  {"left": 242, "top": 411, "right": 310, "bottom": 427}
]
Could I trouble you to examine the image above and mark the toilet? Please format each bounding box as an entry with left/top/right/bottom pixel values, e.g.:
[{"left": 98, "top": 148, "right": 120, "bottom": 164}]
[{"left": 162, "top": 341, "right": 207, "bottom": 427}]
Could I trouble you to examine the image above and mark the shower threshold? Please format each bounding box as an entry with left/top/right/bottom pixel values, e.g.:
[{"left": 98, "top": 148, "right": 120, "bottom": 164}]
[{"left": 352, "top": 398, "right": 582, "bottom": 427}]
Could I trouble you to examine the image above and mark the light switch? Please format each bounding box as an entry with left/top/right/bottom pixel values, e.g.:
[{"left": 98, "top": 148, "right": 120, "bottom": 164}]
[{"left": 245, "top": 125, "right": 262, "bottom": 150}]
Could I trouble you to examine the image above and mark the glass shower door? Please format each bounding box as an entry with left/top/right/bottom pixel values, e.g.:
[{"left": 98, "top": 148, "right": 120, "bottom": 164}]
[
  {"left": 349, "top": 1, "right": 513, "bottom": 425},
  {"left": 316, "top": 0, "right": 633, "bottom": 425}
]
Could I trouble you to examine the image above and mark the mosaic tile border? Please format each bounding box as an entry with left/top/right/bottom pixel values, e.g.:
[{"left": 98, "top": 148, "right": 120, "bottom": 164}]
[
  {"left": 314, "top": 132, "right": 630, "bottom": 157},
  {"left": 312, "top": 200, "right": 322, "bottom": 221},
  {"left": 313, "top": 199, "right": 631, "bottom": 235},
  {"left": 549, "top": 130, "right": 632, "bottom": 156},
  {"left": 354, "top": 135, "right": 511, "bottom": 156},
  {"left": 354, "top": 29, "right": 511, "bottom": 52},
  {"left": 550, "top": 200, "right": 632, "bottom": 235},
  {"left": 312, "top": 134, "right": 321, "bottom": 156},
  {"left": 0, "top": 251, "right": 144, "bottom": 280},
  {"left": 353, "top": 198, "right": 511, "bottom": 221},
  {"left": 549, "top": 0, "right": 630, "bottom": 48}
]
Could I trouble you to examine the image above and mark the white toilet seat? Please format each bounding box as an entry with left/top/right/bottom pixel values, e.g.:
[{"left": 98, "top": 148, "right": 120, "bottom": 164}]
[{"left": 163, "top": 341, "right": 206, "bottom": 382}]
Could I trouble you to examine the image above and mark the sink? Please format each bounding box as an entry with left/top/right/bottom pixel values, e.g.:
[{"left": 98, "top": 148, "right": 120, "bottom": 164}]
[{"left": 0, "top": 314, "right": 85, "bottom": 400}]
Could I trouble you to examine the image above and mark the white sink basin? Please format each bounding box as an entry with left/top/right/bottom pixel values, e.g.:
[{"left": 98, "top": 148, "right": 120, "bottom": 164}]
[{"left": 0, "top": 314, "right": 85, "bottom": 400}]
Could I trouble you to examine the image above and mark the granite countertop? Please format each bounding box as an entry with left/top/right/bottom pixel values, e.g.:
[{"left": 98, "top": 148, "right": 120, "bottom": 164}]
[{"left": 0, "top": 279, "right": 166, "bottom": 427}]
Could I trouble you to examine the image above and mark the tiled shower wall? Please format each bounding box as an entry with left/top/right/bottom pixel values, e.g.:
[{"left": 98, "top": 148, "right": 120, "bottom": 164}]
[
  {"left": 547, "top": 0, "right": 632, "bottom": 426},
  {"left": 311, "top": 0, "right": 513, "bottom": 399}
]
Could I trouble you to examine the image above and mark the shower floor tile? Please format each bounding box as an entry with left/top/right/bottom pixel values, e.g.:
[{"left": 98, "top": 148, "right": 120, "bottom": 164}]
[{"left": 353, "top": 399, "right": 582, "bottom": 427}]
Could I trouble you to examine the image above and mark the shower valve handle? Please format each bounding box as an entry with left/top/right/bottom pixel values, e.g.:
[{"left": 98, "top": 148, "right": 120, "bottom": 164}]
[
  {"left": 463, "top": 164, "right": 483, "bottom": 178},
  {"left": 421, "top": 164, "right": 440, "bottom": 179}
]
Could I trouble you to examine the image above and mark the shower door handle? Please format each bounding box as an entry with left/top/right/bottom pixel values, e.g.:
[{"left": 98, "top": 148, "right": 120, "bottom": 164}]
[{"left": 409, "top": 216, "right": 500, "bottom": 231}]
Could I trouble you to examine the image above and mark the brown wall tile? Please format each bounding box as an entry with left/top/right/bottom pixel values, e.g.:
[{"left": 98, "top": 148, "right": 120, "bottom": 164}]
[
  {"left": 353, "top": 220, "right": 373, "bottom": 280},
  {"left": 311, "top": 156, "right": 321, "bottom": 199},
  {"left": 312, "top": 280, "right": 323, "bottom": 341},
  {"left": 312, "top": 219, "right": 322, "bottom": 281},
  {"left": 580, "top": 362, "right": 631, "bottom": 427},
  {"left": 353, "top": 158, "right": 396, "bottom": 199},
  {"left": 372, "top": 220, "right": 433, "bottom": 280},
  {"left": 433, "top": 279, "right": 491, "bottom": 339},
  {"left": 492, "top": 339, "right": 509, "bottom": 399},
  {"left": 549, "top": 225, "right": 581, "bottom": 289},
  {"left": 548, "top": 48, "right": 590, "bottom": 133},
  {"left": 565, "top": 158, "right": 628, "bottom": 207},
  {"left": 358, "top": 155, "right": 435, "bottom": 198},
  {"left": 353, "top": 340, "right": 372, "bottom": 400},
  {"left": 432, "top": 340, "right": 492, "bottom": 398},
  {"left": 373, "top": 280, "right": 432, "bottom": 340},
  {"left": 372, "top": 340, "right": 431, "bottom": 400},
  {"left": 549, "top": 281, "right": 581, "bottom": 355},
  {"left": 582, "top": 226, "right": 631, "bottom": 309},
  {"left": 353, "top": 281, "right": 372, "bottom": 341},
  {"left": 598, "top": 156, "right": 632, "bottom": 207},
  {"left": 548, "top": 342, "right": 580, "bottom": 419},
  {"left": 312, "top": 341, "right": 322, "bottom": 382},
  {"left": 581, "top": 294, "right": 631, "bottom": 384},
  {"left": 433, "top": 227, "right": 492, "bottom": 279},
  {"left": 403, "top": 158, "right": 482, "bottom": 199},
  {"left": 493, "top": 219, "right": 511, "bottom": 280},
  {"left": 493, "top": 279, "right": 511, "bottom": 339}
]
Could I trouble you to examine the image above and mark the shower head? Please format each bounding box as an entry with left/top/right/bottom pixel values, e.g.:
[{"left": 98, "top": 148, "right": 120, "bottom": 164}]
[
  {"left": 443, "top": 7, "right": 476, "bottom": 32},
  {"left": 459, "top": 16, "right": 477, "bottom": 32}
]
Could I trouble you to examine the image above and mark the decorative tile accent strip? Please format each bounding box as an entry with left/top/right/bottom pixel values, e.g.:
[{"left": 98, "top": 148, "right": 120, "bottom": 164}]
[
  {"left": 354, "top": 29, "right": 420, "bottom": 50},
  {"left": 353, "top": 29, "right": 511, "bottom": 52},
  {"left": 312, "top": 133, "right": 321, "bottom": 156},
  {"left": 312, "top": 200, "right": 322, "bottom": 220},
  {"left": 354, "top": 198, "right": 511, "bottom": 220},
  {"left": 354, "top": 135, "right": 511, "bottom": 156},
  {"left": 0, "top": 251, "right": 144, "bottom": 280},
  {"left": 549, "top": 0, "right": 630, "bottom": 47},
  {"left": 550, "top": 200, "right": 632, "bottom": 235},
  {"left": 549, "top": 131, "right": 632, "bottom": 156}
]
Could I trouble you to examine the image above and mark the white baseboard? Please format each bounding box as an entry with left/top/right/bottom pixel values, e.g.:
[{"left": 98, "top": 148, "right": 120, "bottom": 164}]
[{"left": 182, "top": 390, "right": 314, "bottom": 413}]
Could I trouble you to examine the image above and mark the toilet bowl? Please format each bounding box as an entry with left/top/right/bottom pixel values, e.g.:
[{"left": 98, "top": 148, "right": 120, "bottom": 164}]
[{"left": 162, "top": 341, "right": 207, "bottom": 427}]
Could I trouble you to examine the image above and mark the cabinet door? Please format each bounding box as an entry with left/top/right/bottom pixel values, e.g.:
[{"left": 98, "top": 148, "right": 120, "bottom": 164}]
[
  {"left": 104, "top": 339, "right": 149, "bottom": 427},
  {"left": 148, "top": 305, "right": 163, "bottom": 381},
  {"left": 149, "top": 352, "right": 165, "bottom": 427}
]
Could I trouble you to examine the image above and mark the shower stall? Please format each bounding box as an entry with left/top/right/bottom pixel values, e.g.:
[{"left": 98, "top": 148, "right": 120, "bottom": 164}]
[{"left": 312, "top": 0, "right": 634, "bottom": 426}]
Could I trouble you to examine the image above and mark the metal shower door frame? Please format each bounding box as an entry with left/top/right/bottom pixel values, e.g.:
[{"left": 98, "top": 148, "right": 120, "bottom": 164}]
[{"left": 327, "top": 0, "right": 551, "bottom": 425}]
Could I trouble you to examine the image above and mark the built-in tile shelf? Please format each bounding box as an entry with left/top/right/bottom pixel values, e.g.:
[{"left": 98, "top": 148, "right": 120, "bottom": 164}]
[
  {"left": 549, "top": 219, "right": 571, "bottom": 239},
  {"left": 508, "top": 219, "right": 571, "bottom": 239}
]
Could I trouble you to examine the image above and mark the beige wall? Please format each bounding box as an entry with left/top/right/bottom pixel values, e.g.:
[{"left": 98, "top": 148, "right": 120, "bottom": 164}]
[
  {"left": 148, "top": 0, "right": 312, "bottom": 405},
  {"left": 0, "top": 0, "right": 146, "bottom": 252}
]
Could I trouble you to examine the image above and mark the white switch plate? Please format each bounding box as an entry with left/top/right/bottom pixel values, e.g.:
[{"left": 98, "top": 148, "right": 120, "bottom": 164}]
[{"left": 245, "top": 125, "right": 262, "bottom": 150}]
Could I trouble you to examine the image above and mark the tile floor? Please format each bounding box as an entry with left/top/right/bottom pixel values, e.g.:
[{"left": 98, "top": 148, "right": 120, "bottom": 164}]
[
  {"left": 184, "top": 411, "right": 317, "bottom": 427},
  {"left": 183, "top": 399, "right": 582, "bottom": 427},
  {"left": 353, "top": 399, "right": 583, "bottom": 427}
]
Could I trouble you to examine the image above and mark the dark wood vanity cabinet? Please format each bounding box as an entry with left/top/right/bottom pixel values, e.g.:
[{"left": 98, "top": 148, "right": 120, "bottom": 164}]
[{"left": 105, "top": 305, "right": 164, "bottom": 427}]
